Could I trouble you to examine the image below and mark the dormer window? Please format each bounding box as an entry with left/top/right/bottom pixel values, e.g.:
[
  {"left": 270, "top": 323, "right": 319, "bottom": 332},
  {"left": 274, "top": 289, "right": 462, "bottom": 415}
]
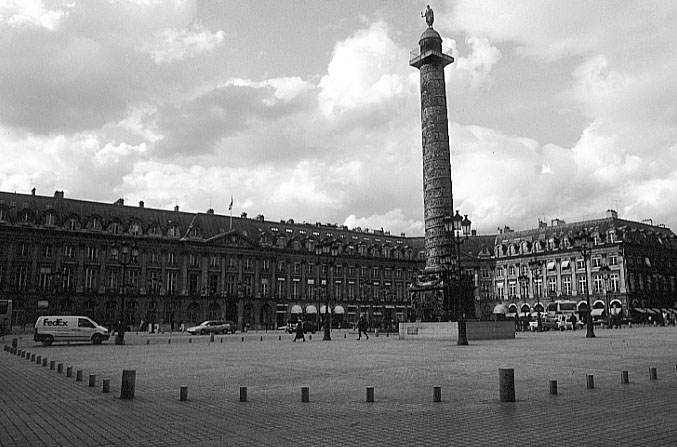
[
  {"left": 148, "top": 225, "right": 162, "bottom": 237},
  {"left": 608, "top": 231, "right": 616, "bottom": 243},
  {"left": 109, "top": 222, "right": 123, "bottom": 234},
  {"left": 129, "top": 223, "right": 142, "bottom": 236},
  {"left": 44, "top": 213, "right": 56, "bottom": 226},
  {"left": 167, "top": 225, "right": 180, "bottom": 238},
  {"left": 88, "top": 217, "right": 102, "bottom": 231},
  {"left": 66, "top": 217, "right": 80, "bottom": 231}
]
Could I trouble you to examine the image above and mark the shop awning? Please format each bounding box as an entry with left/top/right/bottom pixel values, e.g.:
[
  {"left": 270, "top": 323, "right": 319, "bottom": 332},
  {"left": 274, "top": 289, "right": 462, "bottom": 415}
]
[
  {"left": 493, "top": 304, "right": 507, "bottom": 314},
  {"left": 290, "top": 305, "right": 303, "bottom": 314},
  {"left": 306, "top": 305, "right": 317, "bottom": 314},
  {"left": 591, "top": 309, "right": 605, "bottom": 317},
  {"left": 334, "top": 305, "right": 345, "bottom": 314}
]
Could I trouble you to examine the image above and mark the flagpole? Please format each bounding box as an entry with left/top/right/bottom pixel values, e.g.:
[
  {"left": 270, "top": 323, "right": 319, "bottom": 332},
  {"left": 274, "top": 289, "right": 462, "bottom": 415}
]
[{"left": 229, "top": 195, "right": 233, "bottom": 230}]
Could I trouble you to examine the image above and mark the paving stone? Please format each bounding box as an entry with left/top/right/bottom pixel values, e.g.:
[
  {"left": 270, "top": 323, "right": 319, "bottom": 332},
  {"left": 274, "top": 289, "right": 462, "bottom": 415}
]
[{"left": 1, "top": 327, "right": 676, "bottom": 446}]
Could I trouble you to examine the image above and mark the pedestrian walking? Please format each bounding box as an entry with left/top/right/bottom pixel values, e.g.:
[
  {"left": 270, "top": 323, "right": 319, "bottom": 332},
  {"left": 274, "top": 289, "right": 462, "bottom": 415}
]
[
  {"left": 293, "top": 321, "right": 305, "bottom": 342},
  {"left": 357, "top": 316, "right": 369, "bottom": 340}
]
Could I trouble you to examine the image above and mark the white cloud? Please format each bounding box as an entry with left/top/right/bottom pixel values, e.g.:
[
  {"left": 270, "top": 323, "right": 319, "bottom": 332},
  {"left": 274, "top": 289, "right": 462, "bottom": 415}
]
[
  {"left": 143, "top": 24, "right": 226, "bottom": 63},
  {"left": 447, "top": 36, "right": 502, "bottom": 90},
  {"left": 0, "top": 0, "right": 70, "bottom": 30},
  {"left": 318, "top": 21, "right": 412, "bottom": 116}
]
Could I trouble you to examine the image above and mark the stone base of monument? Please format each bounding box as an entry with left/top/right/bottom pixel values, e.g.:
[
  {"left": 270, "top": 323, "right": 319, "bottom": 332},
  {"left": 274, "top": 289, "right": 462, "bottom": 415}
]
[{"left": 398, "top": 321, "right": 515, "bottom": 341}]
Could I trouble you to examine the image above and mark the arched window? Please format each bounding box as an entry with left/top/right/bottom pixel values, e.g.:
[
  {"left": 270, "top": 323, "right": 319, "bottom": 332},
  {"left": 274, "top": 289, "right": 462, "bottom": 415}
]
[
  {"left": 167, "top": 225, "right": 181, "bottom": 238},
  {"left": 87, "top": 216, "right": 102, "bottom": 231}
]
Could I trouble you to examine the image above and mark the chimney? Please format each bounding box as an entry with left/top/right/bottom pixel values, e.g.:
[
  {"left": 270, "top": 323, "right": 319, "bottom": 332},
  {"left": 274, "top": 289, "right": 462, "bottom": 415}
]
[
  {"left": 206, "top": 208, "right": 214, "bottom": 215},
  {"left": 241, "top": 212, "right": 248, "bottom": 218},
  {"left": 606, "top": 209, "right": 618, "bottom": 219},
  {"left": 54, "top": 190, "right": 64, "bottom": 199},
  {"left": 138, "top": 201, "right": 144, "bottom": 208},
  {"left": 471, "top": 229, "right": 477, "bottom": 236},
  {"left": 114, "top": 198, "right": 124, "bottom": 206},
  {"left": 31, "top": 188, "right": 36, "bottom": 196},
  {"left": 174, "top": 205, "right": 179, "bottom": 212}
]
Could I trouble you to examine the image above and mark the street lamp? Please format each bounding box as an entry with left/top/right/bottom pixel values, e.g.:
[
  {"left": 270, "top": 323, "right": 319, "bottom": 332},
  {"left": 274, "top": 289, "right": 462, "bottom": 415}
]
[
  {"left": 599, "top": 264, "right": 611, "bottom": 329},
  {"left": 529, "top": 259, "right": 543, "bottom": 332},
  {"left": 443, "top": 210, "right": 471, "bottom": 345},
  {"left": 518, "top": 273, "right": 529, "bottom": 331},
  {"left": 573, "top": 230, "right": 596, "bottom": 338},
  {"left": 315, "top": 242, "right": 338, "bottom": 341},
  {"left": 112, "top": 242, "right": 138, "bottom": 345}
]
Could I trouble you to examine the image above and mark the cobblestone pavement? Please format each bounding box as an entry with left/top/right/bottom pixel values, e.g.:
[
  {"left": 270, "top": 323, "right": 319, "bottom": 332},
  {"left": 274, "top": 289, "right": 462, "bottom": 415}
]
[{"left": 2, "top": 326, "right": 677, "bottom": 446}]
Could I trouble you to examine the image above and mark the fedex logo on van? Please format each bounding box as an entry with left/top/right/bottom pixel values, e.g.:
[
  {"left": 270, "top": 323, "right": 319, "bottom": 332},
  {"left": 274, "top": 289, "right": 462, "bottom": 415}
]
[{"left": 43, "top": 318, "right": 68, "bottom": 327}]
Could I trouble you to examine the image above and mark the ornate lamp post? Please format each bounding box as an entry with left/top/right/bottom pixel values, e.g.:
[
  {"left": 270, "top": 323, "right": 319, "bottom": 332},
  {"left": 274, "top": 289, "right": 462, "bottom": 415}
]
[
  {"left": 315, "top": 242, "right": 338, "bottom": 341},
  {"left": 573, "top": 230, "right": 596, "bottom": 338},
  {"left": 443, "top": 210, "right": 471, "bottom": 345},
  {"left": 518, "top": 273, "right": 530, "bottom": 331},
  {"left": 528, "top": 259, "right": 543, "bottom": 332},
  {"left": 112, "top": 242, "right": 138, "bottom": 345},
  {"left": 599, "top": 264, "right": 611, "bottom": 329}
]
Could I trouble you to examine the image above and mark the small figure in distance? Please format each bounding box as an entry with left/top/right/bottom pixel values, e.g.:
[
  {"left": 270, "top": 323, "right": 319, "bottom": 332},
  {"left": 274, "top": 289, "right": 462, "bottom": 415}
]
[
  {"left": 357, "top": 316, "right": 369, "bottom": 341},
  {"left": 293, "top": 321, "right": 305, "bottom": 342}
]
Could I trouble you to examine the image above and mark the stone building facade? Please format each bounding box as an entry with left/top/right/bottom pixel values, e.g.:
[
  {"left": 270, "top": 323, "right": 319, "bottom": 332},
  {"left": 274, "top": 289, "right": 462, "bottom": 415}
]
[{"left": 0, "top": 190, "right": 424, "bottom": 332}]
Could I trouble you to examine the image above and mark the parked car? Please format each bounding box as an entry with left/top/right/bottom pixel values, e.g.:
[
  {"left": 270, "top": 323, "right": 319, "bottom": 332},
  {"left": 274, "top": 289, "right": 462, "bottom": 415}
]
[
  {"left": 186, "top": 320, "right": 236, "bottom": 335},
  {"left": 529, "top": 317, "right": 559, "bottom": 332}
]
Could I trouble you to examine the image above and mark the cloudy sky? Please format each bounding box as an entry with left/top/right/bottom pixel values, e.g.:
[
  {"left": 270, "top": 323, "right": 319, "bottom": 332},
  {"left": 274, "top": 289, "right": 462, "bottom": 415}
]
[{"left": 1, "top": 1, "right": 676, "bottom": 237}]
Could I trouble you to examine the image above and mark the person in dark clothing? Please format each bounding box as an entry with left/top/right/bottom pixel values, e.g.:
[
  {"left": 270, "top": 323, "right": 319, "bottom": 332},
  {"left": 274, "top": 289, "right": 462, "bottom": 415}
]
[
  {"left": 357, "top": 317, "right": 369, "bottom": 340},
  {"left": 293, "top": 321, "right": 305, "bottom": 342}
]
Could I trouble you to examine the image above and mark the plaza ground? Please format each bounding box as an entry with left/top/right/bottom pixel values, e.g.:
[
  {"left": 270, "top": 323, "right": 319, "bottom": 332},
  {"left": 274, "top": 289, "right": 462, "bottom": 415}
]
[{"left": 2, "top": 326, "right": 677, "bottom": 446}]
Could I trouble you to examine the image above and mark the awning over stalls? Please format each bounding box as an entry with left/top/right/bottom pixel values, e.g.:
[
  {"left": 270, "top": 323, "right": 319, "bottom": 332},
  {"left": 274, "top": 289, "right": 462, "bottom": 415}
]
[
  {"left": 493, "top": 304, "right": 507, "bottom": 314},
  {"left": 290, "top": 305, "right": 303, "bottom": 314},
  {"left": 306, "top": 305, "right": 317, "bottom": 314},
  {"left": 591, "top": 309, "right": 605, "bottom": 317},
  {"left": 334, "top": 305, "right": 345, "bottom": 314}
]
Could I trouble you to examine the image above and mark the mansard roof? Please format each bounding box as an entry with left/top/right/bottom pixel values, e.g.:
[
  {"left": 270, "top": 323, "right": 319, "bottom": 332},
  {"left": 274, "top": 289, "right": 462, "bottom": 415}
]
[{"left": 0, "top": 190, "right": 424, "bottom": 258}]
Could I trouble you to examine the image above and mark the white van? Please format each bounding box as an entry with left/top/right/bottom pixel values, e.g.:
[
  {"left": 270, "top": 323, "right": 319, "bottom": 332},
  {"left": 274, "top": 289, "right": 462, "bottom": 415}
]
[{"left": 34, "top": 316, "right": 109, "bottom": 346}]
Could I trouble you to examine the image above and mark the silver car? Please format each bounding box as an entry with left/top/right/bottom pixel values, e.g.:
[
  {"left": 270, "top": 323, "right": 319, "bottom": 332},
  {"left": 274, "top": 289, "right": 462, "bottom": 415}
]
[{"left": 186, "top": 320, "right": 233, "bottom": 335}]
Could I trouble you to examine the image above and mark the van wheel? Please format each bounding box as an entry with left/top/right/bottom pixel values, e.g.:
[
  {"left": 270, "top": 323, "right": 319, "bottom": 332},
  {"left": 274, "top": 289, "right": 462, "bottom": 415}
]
[
  {"left": 200, "top": 329, "right": 207, "bottom": 335},
  {"left": 41, "top": 337, "right": 53, "bottom": 346},
  {"left": 92, "top": 334, "right": 103, "bottom": 345}
]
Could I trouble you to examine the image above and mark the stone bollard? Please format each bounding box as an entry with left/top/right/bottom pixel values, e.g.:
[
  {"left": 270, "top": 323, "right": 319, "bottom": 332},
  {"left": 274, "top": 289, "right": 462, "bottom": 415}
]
[
  {"left": 76, "top": 370, "right": 83, "bottom": 382},
  {"left": 220, "top": 338, "right": 222, "bottom": 343},
  {"left": 301, "top": 387, "right": 309, "bottom": 403},
  {"left": 649, "top": 367, "right": 658, "bottom": 381},
  {"left": 260, "top": 336, "right": 263, "bottom": 342},
  {"left": 279, "top": 335, "right": 281, "bottom": 341},
  {"left": 103, "top": 379, "right": 110, "bottom": 393},
  {"left": 433, "top": 386, "right": 442, "bottom": 402},
  {"left": 57, "top": 363, "right": 63, "bottom": 374},
  {"left": 66, "top": 366, "right": 73, "bottom": 378},
  {"left": 621, "top": 370, "right": 629, "bottom": 384},
  {"left": 240, "top": 386, "right": 247, "bottom": 402},
  {"left": 147, "top": 339, "right": 150, "bottom": 345},
  {"left": 189, "top": 338, "right": 192, "bottom": 343},
  {"left": 180, "top": 385, "right": 188, "bottom": 401},
  {"left": 89, "top": 374, "right": 96, "bottom": 387},
  {"left": 586, "top": 374, "right": 595, "bottom": 389},
  {"left": 50, "top": 360, "right": 55, "bottom": 370},
  {"left": 169, "top": 338, "right": 171, "bottom": 344},
  {"left": 241, "top": 337, "right": 244, "bottom": 342},
  {"left": 309, "top": 335, "right": 312, "bottom": 341},
  {"left": 210, "top": 333, "right": 214, "bottom": 343},
  {"left": 344, "top": 333, "right": 346, "bottom": 339},
  {"left": 120, "top": 370, "right": 136, "bottom": 399},
  {"left": 549, "top": 380, "right": 558, "bottom": 395},
  {"left": 499, "top": 368, "right": 515, "bottom": 402},
  {"left": 366, "top": 386, "right": 375, "bottom": 402}
]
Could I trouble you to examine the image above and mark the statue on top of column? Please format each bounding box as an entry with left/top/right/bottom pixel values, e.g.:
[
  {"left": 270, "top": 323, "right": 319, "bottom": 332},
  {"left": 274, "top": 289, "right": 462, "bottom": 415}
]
[{"left": 422, "top": 5, "right": 434, "bottom": 27}]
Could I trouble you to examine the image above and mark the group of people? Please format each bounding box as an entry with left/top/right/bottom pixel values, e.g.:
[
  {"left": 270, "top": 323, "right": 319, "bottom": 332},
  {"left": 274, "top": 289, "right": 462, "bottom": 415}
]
[{"left": 292, "top": 316, "right": 371, "bottom": 342}]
